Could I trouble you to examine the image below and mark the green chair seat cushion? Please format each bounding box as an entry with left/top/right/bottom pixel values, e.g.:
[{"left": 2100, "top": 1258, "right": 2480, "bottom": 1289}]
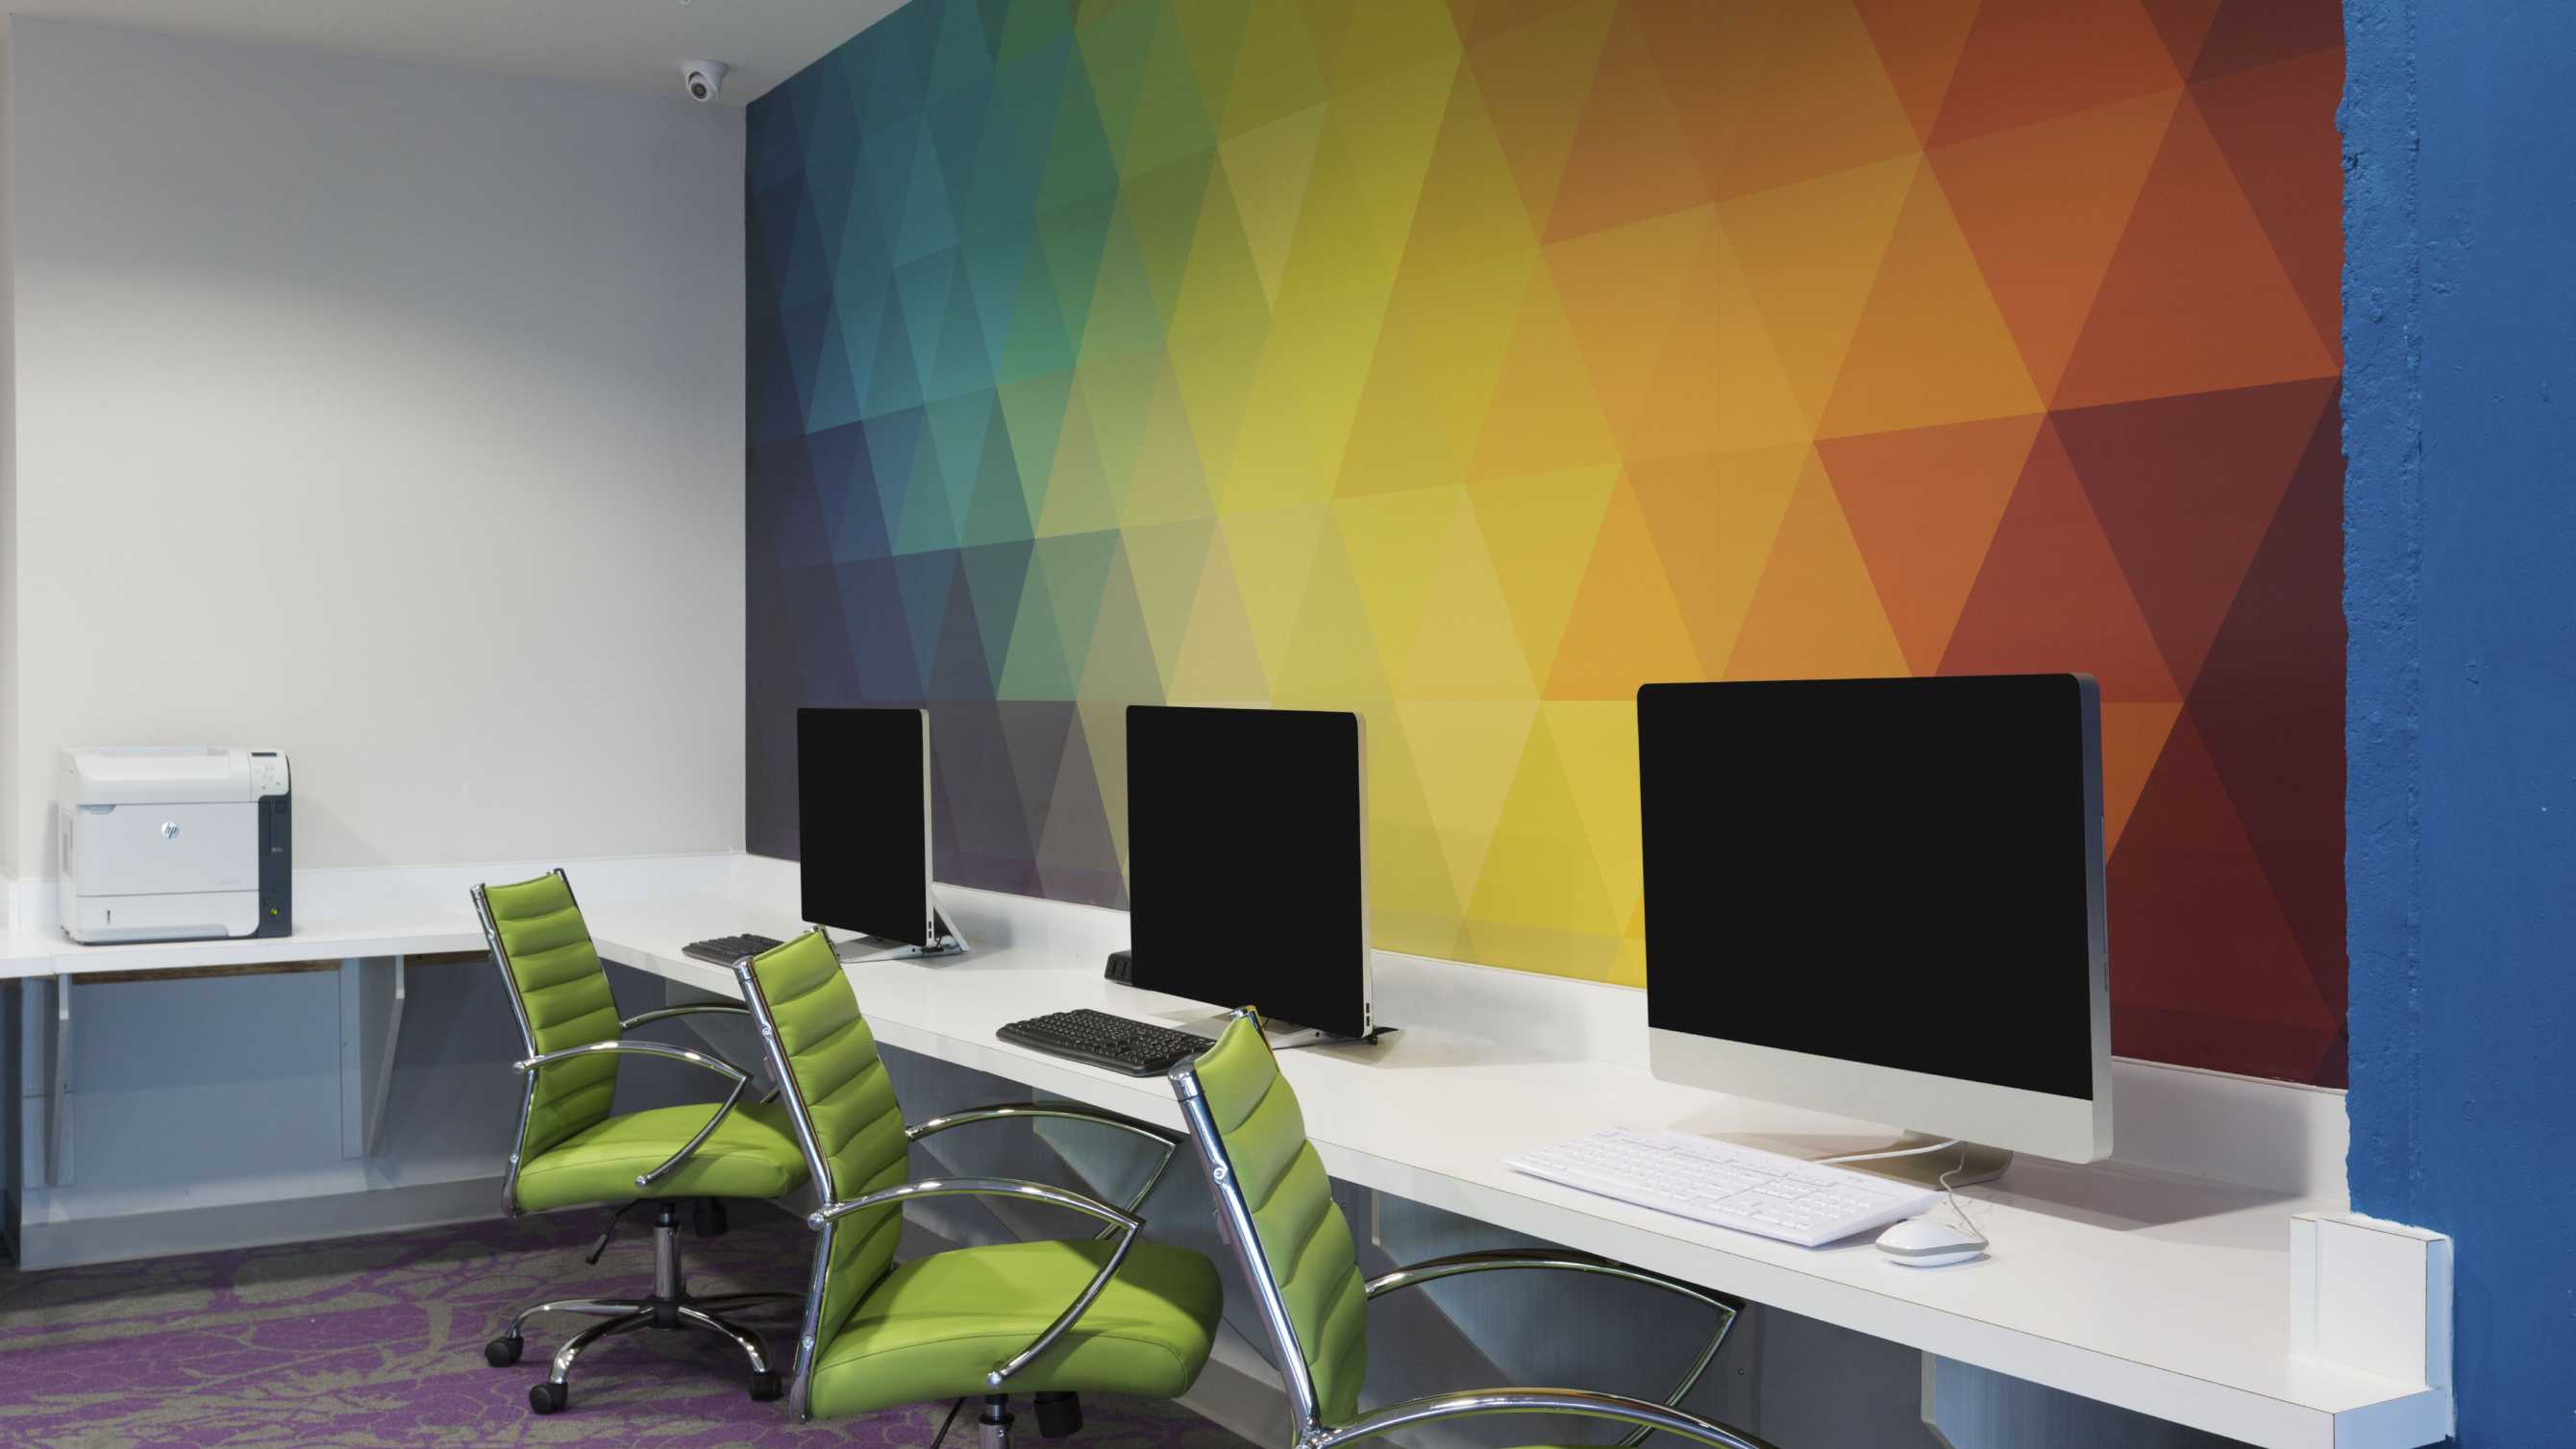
[
  {"left": 512, "top": 1101, "right": 807, "bottom": 1213},
  {"left": 806, "top": 1239, "right": 1221, "bottom": 1417}
]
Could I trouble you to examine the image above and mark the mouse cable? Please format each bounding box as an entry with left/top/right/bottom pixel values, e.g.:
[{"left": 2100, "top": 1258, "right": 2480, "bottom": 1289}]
[{"left": 1817, "top": 1139, "right": 1990, "bottom": 1251}]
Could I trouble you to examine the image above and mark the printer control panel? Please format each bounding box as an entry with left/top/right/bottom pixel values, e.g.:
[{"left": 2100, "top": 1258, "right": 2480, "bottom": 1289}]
[{"left": 249, "top": 751, "right": 290, "bottom": 798}]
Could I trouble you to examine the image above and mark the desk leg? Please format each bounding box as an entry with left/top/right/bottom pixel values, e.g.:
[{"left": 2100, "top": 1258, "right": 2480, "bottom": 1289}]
[
  {"left": 46, "top": 974, "right": 71, "bottom": 1187},
  {"left": 364, "top": 957, "right": 407, "bottom": 1157}
]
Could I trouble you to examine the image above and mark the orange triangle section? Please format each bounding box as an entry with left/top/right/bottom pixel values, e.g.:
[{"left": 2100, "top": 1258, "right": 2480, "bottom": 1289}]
[
  {"left": 1543, "top": 474, "right": 1704, "bottom": 700},
  {"left": 2193, "top": 49, "right": 2346, "bottom": 362},
  {"left": 1707, "top": 2, "right": 1922, "bottom": 200},
  {"left": 2054, "top": 92, "right": 2338, "bottom": 408},
  {"left": 1929, "top": 86, "right": 2183, "bottom": 403},
  {"left": 1724, "top": 452, "right": 1911, "bottom": 680},
  {"left": 1718, "top": 155, "right": 1920, "bottom": 433},
  {"left": 1547, "top": 207, "right": 1721, "bottom": 453},
  {"left": 1938, "top": 420, "right": 2179, "bottom": 702},
  {"left": 1463, "top": 1, "right": 1618, "bottom": 233},
  {"left": 1628, "top": 445, "right": 1806, "bottom": 674},
  {"left": 1852, "top": 0, "right": 1984, "bottom": 144},
  {"left": 2137, "top": 0, "right": 2226, "bottom": 72},
  {"left": 1543, "top": 2, "right": 1710, "bottom": 242},
  {"left": 1817, "top": 164, "right": 2043, "bottom": 438},
  {"left": 1931, "top": 0, "right": 2185, "bottom": 146},
  {"left": 1819, "top": 413, "right": 2043, "bottom": 673}
]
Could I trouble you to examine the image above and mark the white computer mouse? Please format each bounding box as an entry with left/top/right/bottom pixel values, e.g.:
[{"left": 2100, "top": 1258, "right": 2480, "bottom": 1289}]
[{"left": 1875, "top": 1216, "right": 1986, "bottom": 1267}]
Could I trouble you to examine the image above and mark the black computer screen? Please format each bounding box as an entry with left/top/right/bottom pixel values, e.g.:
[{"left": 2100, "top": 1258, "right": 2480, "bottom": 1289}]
[
  {"left": 1127, "top": 706, "right": 1369, "bottom": 1039},
  {"left": 797, "top": 707, "right": 932, "bottom": 947},
  {"left": 1638, "top": 675, "right": 2100, "bottom": 1100}
]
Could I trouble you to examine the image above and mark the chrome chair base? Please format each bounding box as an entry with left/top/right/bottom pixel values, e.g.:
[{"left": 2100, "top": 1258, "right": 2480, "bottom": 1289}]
[{"left": 484, "top": 1200, "right": 801, "bottom": 1414}]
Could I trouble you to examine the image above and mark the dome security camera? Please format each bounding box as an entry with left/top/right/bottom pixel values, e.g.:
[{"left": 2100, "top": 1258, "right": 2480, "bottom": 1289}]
[{"left": 682, "top": 61, "right": 729, "bottom": 103}]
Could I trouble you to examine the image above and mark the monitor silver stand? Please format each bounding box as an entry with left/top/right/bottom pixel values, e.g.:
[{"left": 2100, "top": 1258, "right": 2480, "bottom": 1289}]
[
  {"left": 821, "top": 895, "right": 971, "bottom": 966},
  {"left": 1172, "top": 1011, "right": 1345, "bottom": 1051},
  {"left": 1798, "top": 1132, "right": 2013, "bottom": 1191}
]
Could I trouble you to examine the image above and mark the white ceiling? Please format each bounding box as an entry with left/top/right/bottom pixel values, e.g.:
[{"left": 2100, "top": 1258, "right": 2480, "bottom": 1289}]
[{"left": 7, "top": 0, "right": 908, "bottom": 103}]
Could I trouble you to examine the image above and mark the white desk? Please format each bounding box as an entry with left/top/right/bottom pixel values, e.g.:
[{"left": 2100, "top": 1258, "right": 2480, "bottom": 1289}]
[{"left": 2, "top": 852, "right": 2449, "bottom": 1449}]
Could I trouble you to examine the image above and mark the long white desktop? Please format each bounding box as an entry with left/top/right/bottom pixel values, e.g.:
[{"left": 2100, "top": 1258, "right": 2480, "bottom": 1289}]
[{"left": 0, "top": 851, "right": 2449, "bottom": 1449}]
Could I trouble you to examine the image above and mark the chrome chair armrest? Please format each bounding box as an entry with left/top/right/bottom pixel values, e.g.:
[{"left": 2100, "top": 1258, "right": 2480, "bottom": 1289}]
[
  {"left": 904, "top": 1102, "right": 1183, "bottom": 1221},
  {"left": 515, "top": 1039, "right": 751, "bottom": 1083},
  {"left": 1363, "top": 1251, "right": 1742, "bottom": 1447},
  {"left": 513, "top": 1041, "right": 751, "bottom": 1190},
  {"left": 805, "top": 1175, "right": 1144, "bottom": 1387},
  {"left": 1306, "top": 1388, "right": 1777, "bottom": 1449},
  {"left": 905, "top": 1100, "right": 1181, "bottom": 1147},
  {"left": 619, "top": 1002, "right": 754, "bottom": 1031}
]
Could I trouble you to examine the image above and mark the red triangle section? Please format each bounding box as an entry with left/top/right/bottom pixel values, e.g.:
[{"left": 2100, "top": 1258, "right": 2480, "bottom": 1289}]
[
  {"left": 2192, "top": 49, "right": 2345, "bottom": 361},
  {"left": 2053, "top": 92, "right": 2338, "bottom": 408},
  {"left": 2052, "top": 377, "right": 2336, "bottom": 692},
  {"left": 1930, "top": 0, "right": 2184, "bottom": 147},
  {"left": 2191, "top": 0, "right": 2343, "bottom": 82},
  {"left": 1938, "top": 420, "right": 2177, "bottom": 702},
  {"left": 2184, "top": 393, "right": 2345, "bottom": 1019},
  {"left": 2106, "top": 710, "right": 2336, "bottom": 1037},
  {"left": 2136, "top": 0, "right": 2225, "bottom": 73},
  {"left": 1820, "top": 414, "right": 2043, "bottom": 674}
]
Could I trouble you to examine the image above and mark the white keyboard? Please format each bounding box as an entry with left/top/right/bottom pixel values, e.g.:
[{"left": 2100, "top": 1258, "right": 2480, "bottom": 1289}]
[{"left": 1507, "top": 1126, "right": 1939, "bottom": 1247}]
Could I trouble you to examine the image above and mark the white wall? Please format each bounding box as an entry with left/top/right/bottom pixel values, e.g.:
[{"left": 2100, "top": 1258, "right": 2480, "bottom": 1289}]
[
  {"left": 1, "top": 35, "right": 17, "bottom": 883},
  {"left": 7, "top": 18, "right": 745, "bottom": 874}
]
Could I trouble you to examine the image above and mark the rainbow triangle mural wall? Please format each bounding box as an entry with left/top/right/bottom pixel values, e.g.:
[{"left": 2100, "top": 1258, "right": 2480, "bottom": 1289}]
[{"left": 747, "top": 0, "right": 2347, "bottom": 1085}]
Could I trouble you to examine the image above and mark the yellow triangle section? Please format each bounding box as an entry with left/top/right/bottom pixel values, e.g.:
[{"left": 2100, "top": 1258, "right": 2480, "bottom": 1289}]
[
  {"left": 1466, "top": 259, "right": 1622, "bottom": 483},
  {"left": 1216, "top": 501, "right": 1331, "bottom": 688},
  {"left": 1466, "top": 464, "right": 1619, "bottom": 683},
  {"left": 1543, "top": 472, "right": 1702, "bottom": 700},
  {"left": 1332, "top": 487, "right": 1461, "bottom": 691},
  {"left": 1392, "top": 700, "right": 1538, "bottom": 914},
  {"left": 1401, "top": 494, "right": 1540, "bottom": 700},
  {"left": 1542, "top": 700, "right": 1650, "bottom": 987},
  {"left": 1163, "top": 529, "right": 1273, "bottom": 702},
  {"left": 1724, "top": 451, "right": 1911, "bottom": 679},
  {"left": 1816, "top": 161, "right": 2043, "bottom": 438},
  {"left": 1217, "top": 103, "right": 1325, "bottom": 311},
  {"left": 1461, "top": 709, "right": 1626, "bottom": 982},
  {"left": 1361, "top": 704, "right": 1470, "bottom": 963}
]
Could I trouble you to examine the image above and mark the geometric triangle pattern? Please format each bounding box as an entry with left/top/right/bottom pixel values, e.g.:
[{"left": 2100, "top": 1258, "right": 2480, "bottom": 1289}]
[{"left": 747, "top": 0, "right": 2347, "bottom": 1086}]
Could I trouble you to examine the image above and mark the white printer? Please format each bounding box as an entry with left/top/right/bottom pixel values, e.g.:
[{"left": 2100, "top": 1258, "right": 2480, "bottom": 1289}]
[{"left": 57, "top": 748, "right": 292, "bottom": 944}]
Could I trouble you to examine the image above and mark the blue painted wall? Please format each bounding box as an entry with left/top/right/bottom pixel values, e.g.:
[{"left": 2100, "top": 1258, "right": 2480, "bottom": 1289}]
[{"left": 2343, "top": 0, "right": 2576, "bottom": 1441}]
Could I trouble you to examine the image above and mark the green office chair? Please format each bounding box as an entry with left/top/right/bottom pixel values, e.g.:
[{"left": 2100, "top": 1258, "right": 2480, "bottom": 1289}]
[
  {"left": 731, "top": 931, "right": 1220, "bottom": 1448},
  {"left": 471, "top": 870, "right": 810, "bottom": 1413},
  {"left": 1170, "top": 1010, "right": 1782, "bottom": 1449}
]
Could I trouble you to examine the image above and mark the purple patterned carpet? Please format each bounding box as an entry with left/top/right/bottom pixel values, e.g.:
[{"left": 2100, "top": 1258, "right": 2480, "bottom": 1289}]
[{"left": 0, "top": 1210, "right": 1251, "bottom": 1448}]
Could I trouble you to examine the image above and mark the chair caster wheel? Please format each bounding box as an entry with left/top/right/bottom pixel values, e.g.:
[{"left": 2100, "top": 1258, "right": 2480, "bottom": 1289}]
[
  {"left": 529, "top": 1381, "right": 568, "bottom": 1414},
  {"left": 484, "top": 1335, "right": 522, "bottom": 1367},
  {"left": 749, "top": 1370, "right": 784, "bottom": 1402}
]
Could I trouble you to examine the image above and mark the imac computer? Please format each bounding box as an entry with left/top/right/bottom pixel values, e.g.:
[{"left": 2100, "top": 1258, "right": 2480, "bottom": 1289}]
[
  {"left": 1637, "top": 674, "right": 2110, "bottom": 1184},
  {"left": 1126, "top": 704, "right": 1374, "bottom": 1046},
  {"left": 796, "top": 706, "right": 965, "bottom": 962}
]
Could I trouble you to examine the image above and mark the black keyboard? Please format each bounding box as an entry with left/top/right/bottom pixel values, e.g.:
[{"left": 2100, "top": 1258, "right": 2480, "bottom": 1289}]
[
  {"left": 998, "top": 1009, "right": 1208, "bottom": 1075},
  {"left": 682, "top": 933, "right": 783, "bottom": 967}
]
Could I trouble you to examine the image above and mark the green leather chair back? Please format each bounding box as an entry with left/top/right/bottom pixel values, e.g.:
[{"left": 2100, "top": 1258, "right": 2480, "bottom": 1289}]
[
  {"left": 480, "top": 872, "right": 621, "bottom": 1161},
  {"left": 741, "top": 932, "right": 909, "bottom": 1367},
  {"left": 1183, "top": 1015, "right": 1367, "bottom": 1426}
]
